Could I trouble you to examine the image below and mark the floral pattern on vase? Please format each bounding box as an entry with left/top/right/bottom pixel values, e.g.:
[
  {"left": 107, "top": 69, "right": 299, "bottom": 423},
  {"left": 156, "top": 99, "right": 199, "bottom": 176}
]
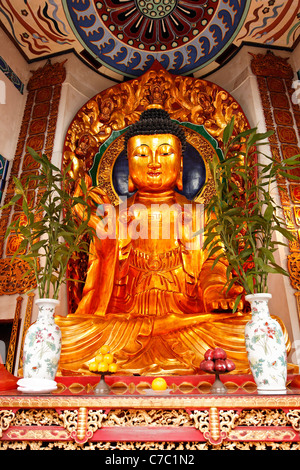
[
  {"left": 23, "top": 299, "right": 61, "bottom": 380},
  {"left": 245, "top": 293, "right": 287, "bottom": 392}
]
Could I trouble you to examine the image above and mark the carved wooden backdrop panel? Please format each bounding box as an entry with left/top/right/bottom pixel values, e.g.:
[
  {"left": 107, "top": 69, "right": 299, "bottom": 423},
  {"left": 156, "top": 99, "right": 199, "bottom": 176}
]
[{"left": 251, "top": 51, "right": 300, "bottom": 320}]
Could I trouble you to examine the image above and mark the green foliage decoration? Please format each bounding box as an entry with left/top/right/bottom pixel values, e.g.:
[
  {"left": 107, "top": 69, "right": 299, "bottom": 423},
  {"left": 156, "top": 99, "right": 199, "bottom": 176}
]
[
  {"left": 204, "top": 118, "right": 300, "bottom": 310},
  {"left": 1, "top": 148, "right": 95, "bottom": 300}
]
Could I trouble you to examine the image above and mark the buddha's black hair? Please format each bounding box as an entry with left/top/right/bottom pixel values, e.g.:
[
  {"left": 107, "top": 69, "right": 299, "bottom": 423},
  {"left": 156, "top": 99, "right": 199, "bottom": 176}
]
[{"left": 124, "top": 108, "right": 186, "bottom": 155}]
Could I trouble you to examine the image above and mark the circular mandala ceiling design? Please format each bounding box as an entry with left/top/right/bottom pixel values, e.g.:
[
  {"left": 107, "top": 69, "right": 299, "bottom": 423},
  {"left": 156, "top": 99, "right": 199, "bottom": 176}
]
[
  {"left": 62, "top": 0, "right": 250, "bottom": 78},
  {"left": 100, "top": 0, "right": 219, "bottom": 52}
]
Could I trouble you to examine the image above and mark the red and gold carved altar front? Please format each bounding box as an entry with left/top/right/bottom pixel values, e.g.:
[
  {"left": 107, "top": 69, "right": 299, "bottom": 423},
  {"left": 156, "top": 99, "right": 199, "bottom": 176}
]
[{"left": 2, "top": 374, "right": 300, "bottom": 450}]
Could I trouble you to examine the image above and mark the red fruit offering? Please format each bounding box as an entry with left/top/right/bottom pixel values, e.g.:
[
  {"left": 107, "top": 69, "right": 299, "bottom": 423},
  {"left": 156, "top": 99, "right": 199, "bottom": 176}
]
[
  {"left": 204, "top": 349, "right": 214, "bottom": 361},
  {"left": 203, "top": 360, "right": 215, "bottom": 372},
  {"left": 214, "top": 359, "right": 227, "bottom": 372},
  {"left": 225, "top": 359, "right": 236, "bottom": 372},
  {"left": 213, "top": 348, "right": 227, "bottom": 360}
]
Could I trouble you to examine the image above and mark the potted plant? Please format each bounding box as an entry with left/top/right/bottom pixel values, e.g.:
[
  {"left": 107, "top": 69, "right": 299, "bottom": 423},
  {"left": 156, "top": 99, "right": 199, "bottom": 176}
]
[
  {"left": 1, "top": 147, "right": 95, "bottom": 391},
  {"left": 204, "top": 118, "right": 300, "bottom": 392}
]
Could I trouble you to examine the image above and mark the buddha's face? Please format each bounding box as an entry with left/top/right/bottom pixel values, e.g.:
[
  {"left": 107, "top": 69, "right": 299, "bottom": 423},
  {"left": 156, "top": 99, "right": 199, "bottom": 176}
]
[{"left": 127, "top": 134, "right": 182, "bottom": 192}]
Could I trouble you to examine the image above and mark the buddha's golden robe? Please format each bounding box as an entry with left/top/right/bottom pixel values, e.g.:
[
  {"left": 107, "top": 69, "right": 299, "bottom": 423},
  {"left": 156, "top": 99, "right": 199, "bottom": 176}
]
[{"left": 56, "top": 190, "right": 291, "bottom": 376}]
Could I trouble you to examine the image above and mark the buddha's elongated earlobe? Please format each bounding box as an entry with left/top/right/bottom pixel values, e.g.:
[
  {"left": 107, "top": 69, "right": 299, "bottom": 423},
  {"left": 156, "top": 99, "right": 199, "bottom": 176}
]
[
  {"left": 176, "top": 158, "right": 183, "bottom": 191},
  {"left": 128, "top": 175, "right": 136, "bottom": 192},
  {"left": 176, "top": 173, "right": 183, "bottom": 191}
]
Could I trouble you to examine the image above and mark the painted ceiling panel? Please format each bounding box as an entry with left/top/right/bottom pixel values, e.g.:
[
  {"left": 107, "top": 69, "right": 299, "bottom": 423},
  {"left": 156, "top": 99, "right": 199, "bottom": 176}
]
[{"left": 0, "top": 0, "right": 299, "bottom": 80}]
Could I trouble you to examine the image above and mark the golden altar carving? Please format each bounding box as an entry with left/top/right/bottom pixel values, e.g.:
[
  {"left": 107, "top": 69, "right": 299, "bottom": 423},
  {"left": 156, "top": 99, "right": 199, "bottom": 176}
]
[
  {"left": 56, "top": 64, "right": 293, "bottom": 377},
  {"left": 1, "top": 375, "right": 300, "bottom": 450}
]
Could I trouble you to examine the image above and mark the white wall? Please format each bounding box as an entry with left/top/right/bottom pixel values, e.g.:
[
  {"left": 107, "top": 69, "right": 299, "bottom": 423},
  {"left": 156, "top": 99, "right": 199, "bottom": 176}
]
[
  {"left": 290, "top": 42, "right": 300, "bottom": 75},
  {"left": 0, "top": 29, "right": 29, "bottom": 161}
]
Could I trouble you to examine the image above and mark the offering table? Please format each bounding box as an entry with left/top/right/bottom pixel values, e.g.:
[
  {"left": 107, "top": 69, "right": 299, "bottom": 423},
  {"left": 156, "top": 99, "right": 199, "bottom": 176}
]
[{"left": 1, "top": 374, "right": 300, "bottom": 450}]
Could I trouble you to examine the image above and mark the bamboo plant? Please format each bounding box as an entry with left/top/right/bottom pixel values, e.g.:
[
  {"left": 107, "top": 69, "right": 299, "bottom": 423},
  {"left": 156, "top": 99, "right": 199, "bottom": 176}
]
[
  {"left": 2, "top": 147, "right": 95, "bottom": 300},
  {"left": 204, "top": 118, "right": 300, "bottom": 309}
]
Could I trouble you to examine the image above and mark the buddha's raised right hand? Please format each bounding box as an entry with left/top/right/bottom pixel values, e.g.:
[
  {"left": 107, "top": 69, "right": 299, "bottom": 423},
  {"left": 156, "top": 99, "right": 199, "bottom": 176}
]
[
  {"left": 72, "top": 175, "right": 112, "bottom": 232},
  {"left": 74, "top": 174, "right": 111, "bottom": 205}
]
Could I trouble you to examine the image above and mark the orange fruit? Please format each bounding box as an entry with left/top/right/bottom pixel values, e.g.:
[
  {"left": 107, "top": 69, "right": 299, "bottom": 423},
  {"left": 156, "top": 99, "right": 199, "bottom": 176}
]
[
  {"left": 88, "top": 362, "right": 98, "bottom": 372},
  {"left": 151, "top": 377, "right": 167, "bottom": 391},
  {"left": 95, "top": 354, "right": 103, "bottom": 363},
  {"left": 103, "top": 353, "right": 114, "bottom": 365},
  {"left": 108, "top": 363, "right": 118, "bottom": 373},
  {"left": 100, "top": 345, "right": 110, "bottom": 354},
  {"left": 98, "top": 362, "right": 108, "bottom": 373}
]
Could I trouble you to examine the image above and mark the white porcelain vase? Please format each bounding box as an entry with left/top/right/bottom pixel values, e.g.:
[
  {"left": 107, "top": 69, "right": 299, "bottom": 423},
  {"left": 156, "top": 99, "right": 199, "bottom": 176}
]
[
  {"left": 244, "top": 293, "right": 287, "bottom": 393},
  {"left": 22, "top": 298, "right": 62, "bottom": 382}
]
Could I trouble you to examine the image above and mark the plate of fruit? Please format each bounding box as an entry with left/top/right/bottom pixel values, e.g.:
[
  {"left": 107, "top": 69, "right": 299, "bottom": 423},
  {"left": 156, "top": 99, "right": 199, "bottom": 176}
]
[
  {"left": 88, "top": 345, "right": 118, "bottom": 394},
  {"left": 199, "top": 348, "right": 235, "bottom": 393}
]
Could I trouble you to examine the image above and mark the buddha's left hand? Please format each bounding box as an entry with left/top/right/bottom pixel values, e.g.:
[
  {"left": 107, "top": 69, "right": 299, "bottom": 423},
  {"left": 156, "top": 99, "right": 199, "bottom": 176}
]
[{"left": 203, "top": 284, "right": 244, "bottom": 312}]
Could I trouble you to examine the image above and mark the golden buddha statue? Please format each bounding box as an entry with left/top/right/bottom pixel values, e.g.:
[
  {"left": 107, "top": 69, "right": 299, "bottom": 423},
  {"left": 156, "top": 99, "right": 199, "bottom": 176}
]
[{"left": 56, "top": 107, "right": 291, "bottom": 376}]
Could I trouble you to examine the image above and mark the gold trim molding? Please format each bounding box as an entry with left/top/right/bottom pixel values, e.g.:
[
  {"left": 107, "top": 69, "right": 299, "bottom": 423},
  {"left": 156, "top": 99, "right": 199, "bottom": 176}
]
[{"left": 2, "top": 394, "right": 300, "bottom": 409}]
